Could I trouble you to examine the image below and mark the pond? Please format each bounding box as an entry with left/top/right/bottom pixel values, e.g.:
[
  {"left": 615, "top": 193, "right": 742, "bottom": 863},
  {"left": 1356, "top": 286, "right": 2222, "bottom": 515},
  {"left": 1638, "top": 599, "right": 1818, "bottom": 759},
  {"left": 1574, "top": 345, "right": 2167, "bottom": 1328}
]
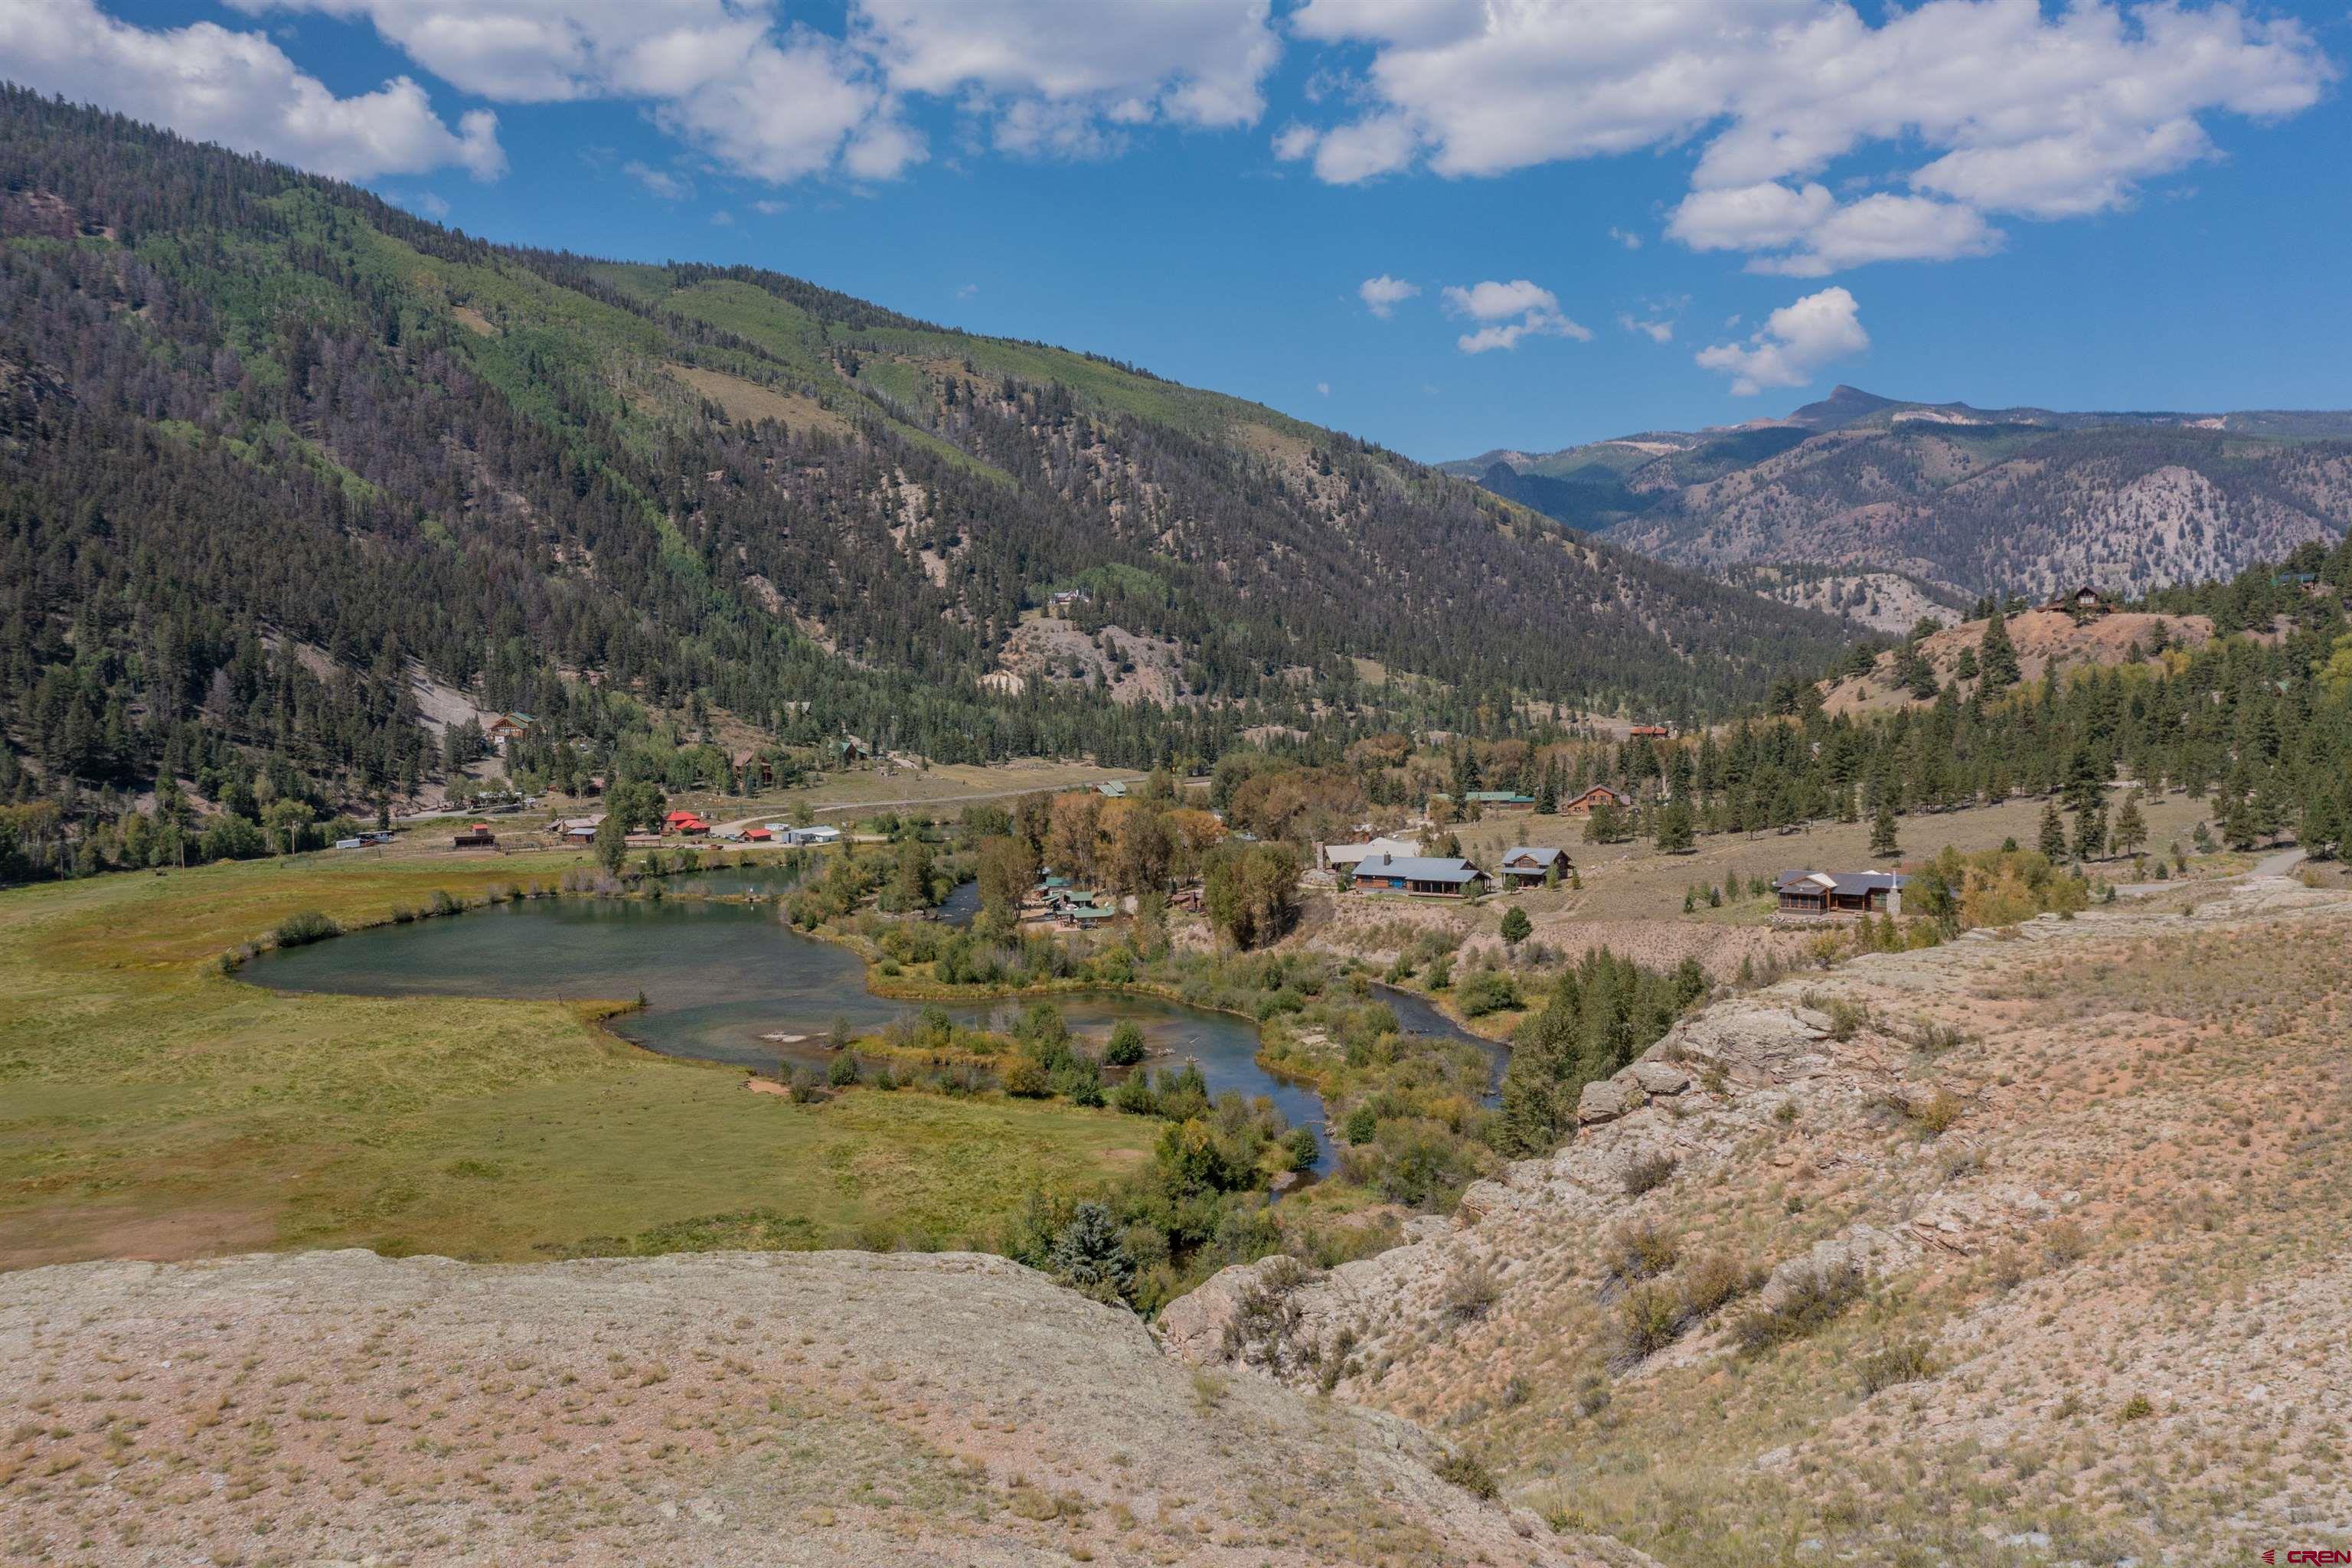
[{"left": 247, "top": 895, "right": 1501, "bottom": 1174}]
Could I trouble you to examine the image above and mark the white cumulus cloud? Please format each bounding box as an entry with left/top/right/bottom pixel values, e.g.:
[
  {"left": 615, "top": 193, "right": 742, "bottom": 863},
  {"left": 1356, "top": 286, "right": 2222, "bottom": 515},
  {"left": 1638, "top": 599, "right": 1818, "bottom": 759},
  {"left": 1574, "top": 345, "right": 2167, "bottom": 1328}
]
[
  {"left": 217, "top": 0, "right": 1280, "bottom": 184},
  {"left": 1441, "top": 279, "right": 1556, "bottom": 321},
  {"left": 198, "top": 0, "right": 909, "bottom": 183},
  {"left": 0, "top": 0, "right": 503, "bottom": 181},
  {"left": 1694, "top": 286, "right": 1868, "bottom": 394},
  {"left": 1357, "top": 273, "right": 1419, "bottom": 318},
  {"left": 1286, "top": 0, "right": 2334, "bottom": 272},
  {"left": 1442, "top": 278, "right": 1589, "bottom": 354},
  {"left": 858, "top": 0, "right": 1279, "bottom": 158}
]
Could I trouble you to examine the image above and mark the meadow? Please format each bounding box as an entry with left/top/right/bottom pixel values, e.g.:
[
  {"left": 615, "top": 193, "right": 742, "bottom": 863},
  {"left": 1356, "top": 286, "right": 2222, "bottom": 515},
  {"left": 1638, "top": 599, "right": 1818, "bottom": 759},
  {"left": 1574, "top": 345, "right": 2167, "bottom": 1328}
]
[{"left": 0, "top": 848, "right": 1152, "bottom": 1272}]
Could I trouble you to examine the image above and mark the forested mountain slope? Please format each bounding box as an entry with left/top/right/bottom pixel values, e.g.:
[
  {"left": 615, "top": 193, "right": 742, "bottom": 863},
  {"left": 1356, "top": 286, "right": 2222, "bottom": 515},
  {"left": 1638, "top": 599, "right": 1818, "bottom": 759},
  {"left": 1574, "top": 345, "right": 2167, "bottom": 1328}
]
[
  {"left": 1451, "top": 389, "right": 2352, "bottom": 603},
  {"left": 0, "top": 89, "right": 1841, "bottom": 825}
]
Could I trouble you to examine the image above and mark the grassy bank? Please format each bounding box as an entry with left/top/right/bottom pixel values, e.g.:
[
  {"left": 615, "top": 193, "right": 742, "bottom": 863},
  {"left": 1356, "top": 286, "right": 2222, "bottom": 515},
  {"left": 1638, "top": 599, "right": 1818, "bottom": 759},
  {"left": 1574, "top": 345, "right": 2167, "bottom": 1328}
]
[{"left": 0, "top": 854, "right": 1154, "bottom": 1272}]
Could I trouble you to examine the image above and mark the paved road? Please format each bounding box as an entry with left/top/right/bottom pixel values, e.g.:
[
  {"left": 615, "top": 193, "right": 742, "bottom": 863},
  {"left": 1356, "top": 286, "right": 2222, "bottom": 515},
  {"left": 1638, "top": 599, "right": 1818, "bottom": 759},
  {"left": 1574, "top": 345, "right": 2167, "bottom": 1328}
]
[{"left": 2112, "top": 844, "right": 2305, "bottom": 897}]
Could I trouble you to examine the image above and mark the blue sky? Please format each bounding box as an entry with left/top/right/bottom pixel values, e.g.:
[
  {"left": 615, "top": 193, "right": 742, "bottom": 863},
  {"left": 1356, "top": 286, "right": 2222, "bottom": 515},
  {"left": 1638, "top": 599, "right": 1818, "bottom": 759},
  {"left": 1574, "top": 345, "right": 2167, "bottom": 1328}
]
[{"left": 11, "top": 1, "right": 2350, "bottom": 461}]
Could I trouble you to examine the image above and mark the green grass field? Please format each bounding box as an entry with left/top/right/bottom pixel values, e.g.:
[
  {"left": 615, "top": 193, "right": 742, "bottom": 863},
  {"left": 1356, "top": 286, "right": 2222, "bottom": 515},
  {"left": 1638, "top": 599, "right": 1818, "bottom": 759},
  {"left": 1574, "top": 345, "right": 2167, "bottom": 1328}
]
[{"left": 0, "top": 853, "right": 1152, "bottom": 1272}]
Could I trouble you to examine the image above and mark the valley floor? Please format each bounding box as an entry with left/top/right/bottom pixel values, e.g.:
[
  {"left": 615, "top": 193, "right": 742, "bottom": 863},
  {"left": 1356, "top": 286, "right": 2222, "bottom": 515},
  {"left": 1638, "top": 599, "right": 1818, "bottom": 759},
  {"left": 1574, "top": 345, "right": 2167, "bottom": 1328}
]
[{"left": 0, "top": 852, "right": 1152, "bottom": 1272}]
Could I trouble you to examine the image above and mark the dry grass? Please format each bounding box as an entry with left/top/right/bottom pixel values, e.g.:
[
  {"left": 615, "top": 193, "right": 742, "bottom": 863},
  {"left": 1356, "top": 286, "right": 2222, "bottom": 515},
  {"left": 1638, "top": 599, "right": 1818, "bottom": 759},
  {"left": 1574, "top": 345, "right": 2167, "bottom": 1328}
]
[{"left": 1264, "top": 880, "right": 2352, "bottom": 1566}]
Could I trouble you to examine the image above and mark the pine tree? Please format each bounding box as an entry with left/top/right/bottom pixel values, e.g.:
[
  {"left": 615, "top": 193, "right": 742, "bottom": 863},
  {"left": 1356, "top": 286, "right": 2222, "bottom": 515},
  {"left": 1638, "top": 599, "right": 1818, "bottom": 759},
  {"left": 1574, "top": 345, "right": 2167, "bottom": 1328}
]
[
  {"left": 2111, "top": 792, "right": 2148, "bottom": 858},
  {"left": 1905, "top": 647, "right": 1939, "bottom": 700},
  {"left": 2071, "top": 804, "right": 2107, "bottom": 862},
  {"left": 1979, "top": 606, "right": 2020, "bottom": 691},
  {"left": 2223, "top": 793, "right": 2260, "bottom": 851},
  {"left": 1869, "top": 802, "right": 1900, "bottom": 858},
  {"left": 1047, "top": 1202, "right": 1135, "bottom": 1305},
  {"left": 2037, "top": 799, "right": 2068, "bottom": 863},
  {"left": 2302, "top": 789, "right": 2346, "bottom": 861},
  {"left": 1500, "top": 906, "right": 1531, "bottom": 946},
  {"left": 1655, "top": 799, "right": 1694, "bottom": 854}
]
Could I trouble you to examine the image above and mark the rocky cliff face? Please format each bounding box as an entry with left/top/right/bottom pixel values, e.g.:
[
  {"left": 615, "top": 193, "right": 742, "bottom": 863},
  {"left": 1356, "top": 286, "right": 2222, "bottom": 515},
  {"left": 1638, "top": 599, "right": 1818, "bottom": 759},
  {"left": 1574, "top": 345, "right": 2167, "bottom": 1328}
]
[
  {"left": 0, "top": 1248, "right": 1643, "bottom": 1568},
  {"left": 1162, "top": 875, "right": 2352, "bottom": 1566}
]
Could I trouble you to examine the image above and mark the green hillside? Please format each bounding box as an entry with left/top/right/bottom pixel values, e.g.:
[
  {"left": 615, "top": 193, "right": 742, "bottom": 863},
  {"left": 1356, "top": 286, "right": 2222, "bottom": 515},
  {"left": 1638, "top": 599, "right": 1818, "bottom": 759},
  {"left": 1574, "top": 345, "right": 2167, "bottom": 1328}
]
[{"left": 0, "top": 88, "right": 1847, "bottom": 871}]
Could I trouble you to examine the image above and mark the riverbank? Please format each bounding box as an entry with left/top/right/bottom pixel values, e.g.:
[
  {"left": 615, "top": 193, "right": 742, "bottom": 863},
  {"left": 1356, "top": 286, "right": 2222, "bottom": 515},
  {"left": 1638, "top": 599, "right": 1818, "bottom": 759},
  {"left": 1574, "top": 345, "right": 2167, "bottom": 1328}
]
[{"left": 0, "top": 853, "right": 1156, "bottom": 1272}]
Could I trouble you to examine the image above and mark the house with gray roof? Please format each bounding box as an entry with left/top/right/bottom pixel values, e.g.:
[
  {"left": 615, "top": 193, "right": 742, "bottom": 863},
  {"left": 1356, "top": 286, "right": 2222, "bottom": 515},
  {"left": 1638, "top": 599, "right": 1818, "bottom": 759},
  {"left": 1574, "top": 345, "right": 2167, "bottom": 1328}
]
[
  {"left": 1349, "top": 853, "right": 1490, "bottom": 899},
  {"left": 1774, "top": 870, "right": 1907, "bottom": 916}
]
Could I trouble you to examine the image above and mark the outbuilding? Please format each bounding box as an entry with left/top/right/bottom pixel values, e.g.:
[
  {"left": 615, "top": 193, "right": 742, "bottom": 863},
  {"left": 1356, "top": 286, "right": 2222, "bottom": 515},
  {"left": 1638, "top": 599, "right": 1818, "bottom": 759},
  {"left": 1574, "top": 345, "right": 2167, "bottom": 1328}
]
[
  {"left": 1495, "top": 845, "right": 1572, "bottom": 889},
  {"left": 1561, "top": 786, "right": 1633, "bottom": 817}
]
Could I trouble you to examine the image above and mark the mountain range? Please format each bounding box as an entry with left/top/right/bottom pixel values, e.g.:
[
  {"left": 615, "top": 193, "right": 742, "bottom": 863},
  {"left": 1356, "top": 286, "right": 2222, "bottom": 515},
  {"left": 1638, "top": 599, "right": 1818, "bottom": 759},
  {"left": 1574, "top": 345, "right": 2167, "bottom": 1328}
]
[
  {"left": 1447, "top": 385, "right": 2352, "bottom": 608},
  {"left": 0, "top": 89, "right": 1845, "bottom": 815}
]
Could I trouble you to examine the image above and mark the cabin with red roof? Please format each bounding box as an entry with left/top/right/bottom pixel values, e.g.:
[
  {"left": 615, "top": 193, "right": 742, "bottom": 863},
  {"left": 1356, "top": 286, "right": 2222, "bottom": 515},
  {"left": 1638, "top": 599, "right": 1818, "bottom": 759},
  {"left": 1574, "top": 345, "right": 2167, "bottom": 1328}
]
[{"left": 663, "top": 810, "right": 709, "bottom": 836}]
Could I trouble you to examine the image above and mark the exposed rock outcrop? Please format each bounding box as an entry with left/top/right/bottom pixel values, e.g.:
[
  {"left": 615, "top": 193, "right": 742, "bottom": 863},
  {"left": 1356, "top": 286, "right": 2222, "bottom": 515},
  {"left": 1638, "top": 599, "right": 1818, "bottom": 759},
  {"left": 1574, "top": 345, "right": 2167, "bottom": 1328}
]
[{"left": 1162, "top": 879, "right": 2352, "bottom": 1566}]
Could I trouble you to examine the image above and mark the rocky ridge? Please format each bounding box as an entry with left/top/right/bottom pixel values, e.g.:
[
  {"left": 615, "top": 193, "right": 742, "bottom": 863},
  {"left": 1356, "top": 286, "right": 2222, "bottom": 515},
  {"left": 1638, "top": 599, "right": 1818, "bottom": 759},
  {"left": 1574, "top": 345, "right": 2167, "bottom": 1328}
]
[{"left": 1163, "top": 875, "right": 2352, "bottom": 1565}]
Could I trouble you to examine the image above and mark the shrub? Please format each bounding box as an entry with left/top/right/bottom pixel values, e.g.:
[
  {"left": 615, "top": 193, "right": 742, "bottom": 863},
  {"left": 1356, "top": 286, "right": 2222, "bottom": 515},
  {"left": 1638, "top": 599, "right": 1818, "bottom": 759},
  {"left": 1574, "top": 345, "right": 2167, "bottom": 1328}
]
[
  {"left": 1341, "top": 1103, "right": 1380, "bottom": 1145},
  {"left": 1455, "top": 969, "right": 1523, "bottom": 1018},
  {"left": 1440, "top": 1257, "right": 1501, "bottom": 1324},
  {"left": 1002, "top": 1057, "right": 1051, "bottom": 1098},
  {"left": 2118, "top": 1393, "right": 2154, "bottom": 1422},
  {"left": 1676, "top": 1250, "right": 1761, "bottom": 1321},
  {"left": 1731, "top": 1260, "right": 1864, "bottom": 1354},
  {"left": 1936, "top": 1143, "right": 1987, "bottom": 1182},
  {"left": 272, "top": 910, "right": 341, "bottom": 948},
  {"left": 1901, "top": 1018, "right": 1970, "bottom": 1055},
  {"left": 1615, "top": 1282, "right": 1683, "bottom": 1361},
  {"left": 2043, "top": 1217, "right": 2090, "bottom": 1264},
  {"left": 427, "top": 889, "right": 462, "bottom": 917},
  {"left": 1607, "top": 1221, "right": 1679, "bottom": 1282},
  {"left": 1103, "top": 1020, "right": 1147, "bottom": 1067},
  {"left": 1432, "top": 1450, "right": 1498, "bottom": 1501},
  {"left": 826, "top": 1053, "right": 860, "bottom": 1088},
  {"left": 1220, "top": 1264, "right": 1308, "bottom": 1367},
  {"left": 1802, "top": 991, "right": 1870, "bottom": 1040},
  {"left": 1622, "top": 1151, "right": 1677, "bottom": 1197},
  {"left": 1857, "top": 1338, "right": 1936, "bottom": 1394},
  {"left": 1109, "top": 1078, "right": 1158, "bottom": 1116},
  {"left": 1890, "top": 1086, "right": 1966, "bottom": 1132}
]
